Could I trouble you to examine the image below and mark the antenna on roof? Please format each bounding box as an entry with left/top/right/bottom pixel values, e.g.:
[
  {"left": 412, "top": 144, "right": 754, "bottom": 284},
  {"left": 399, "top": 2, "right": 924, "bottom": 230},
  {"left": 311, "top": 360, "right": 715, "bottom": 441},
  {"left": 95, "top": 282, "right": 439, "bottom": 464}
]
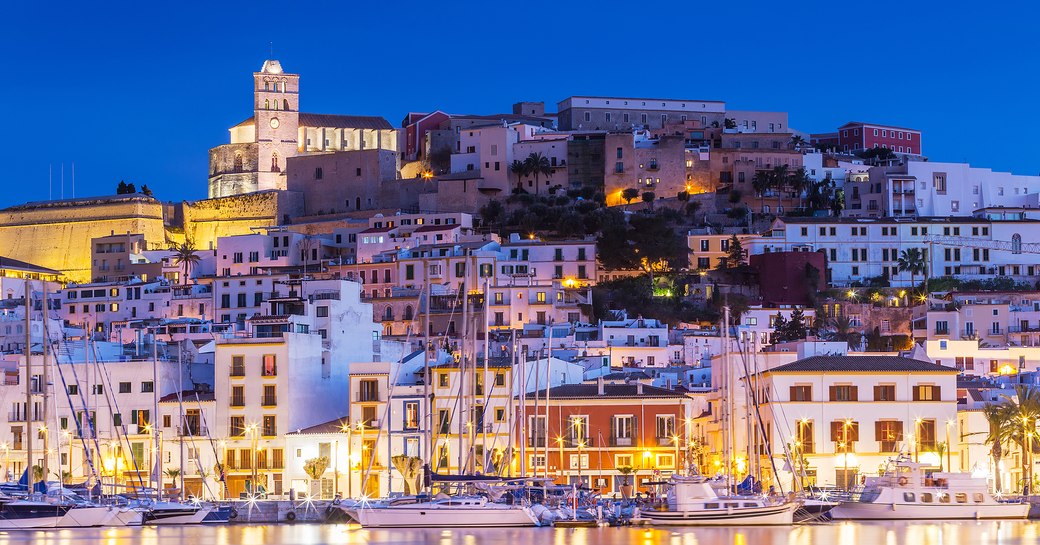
[{"left": 269, "top": 41, "right": 274, "bottom": 58}]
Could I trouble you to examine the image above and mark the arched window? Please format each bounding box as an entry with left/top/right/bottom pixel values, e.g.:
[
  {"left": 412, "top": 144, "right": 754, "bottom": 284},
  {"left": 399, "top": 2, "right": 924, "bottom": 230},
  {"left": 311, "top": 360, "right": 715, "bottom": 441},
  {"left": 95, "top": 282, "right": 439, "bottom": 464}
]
[
  {"left": 264, "top": 99, "right": 269, "bottom": 109},
  {"left": 777, "top": 205, "right": 784, "bottom": 214},
  {"left": 233, "top": 154, "right": 243, "bottom": 172},
  {"left": 271, "top": 153, "right": 280, "bottom": 172},
  {"left": 263, "top": 80, "right": 269, "bottom": 91},
  {"left": 1013, "top": 233, "right": 1023, "bottom": 254},
  {"left": 762, "top": 204, "right": 770, "bottom": 213},
  {"left": 355, "top": 197, "right": 361, "bottom": 210},
  {"left": 281, "top": 79, "right": 287, "bottom": 92},
  {"left": 404, "top": 306, "right": 414, "bottom": 320},
  {"left": 283, "top": 99, "right": 289, "bottom": 111},
  {"left": 383, "top": 306, "right": 394, "bottom": 321}
]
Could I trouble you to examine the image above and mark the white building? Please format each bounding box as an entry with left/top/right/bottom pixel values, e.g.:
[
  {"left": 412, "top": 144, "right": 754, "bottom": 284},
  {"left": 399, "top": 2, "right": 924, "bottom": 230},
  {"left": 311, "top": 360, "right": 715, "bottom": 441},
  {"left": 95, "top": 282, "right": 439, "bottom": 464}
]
[
  {"left": 750, "top": 216, "right": 1040, "bottom": 287},
  {"left": 759, "top": 355, "right": 959, "bottom": 490}
]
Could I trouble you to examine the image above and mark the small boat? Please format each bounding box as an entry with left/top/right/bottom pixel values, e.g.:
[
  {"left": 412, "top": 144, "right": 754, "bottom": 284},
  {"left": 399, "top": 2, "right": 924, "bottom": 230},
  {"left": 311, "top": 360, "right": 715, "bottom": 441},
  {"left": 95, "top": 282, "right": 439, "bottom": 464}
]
[
  {"left": 137, "top": 500, "right": 214, "bottom": 525},
  {"left": 351, "top": 495, "right": 540, "bottom": 528},
  {"left": 640, "top": 476, "right": 798, "bottom": 526},
  {"left": 830, "top": 457, "right": 1028, "bottom": 520}
]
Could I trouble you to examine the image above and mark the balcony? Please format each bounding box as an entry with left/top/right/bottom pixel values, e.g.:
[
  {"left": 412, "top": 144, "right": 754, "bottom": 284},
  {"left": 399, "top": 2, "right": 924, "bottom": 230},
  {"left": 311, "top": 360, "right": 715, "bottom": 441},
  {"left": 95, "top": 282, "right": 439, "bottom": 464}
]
[
  {"left": 655, "top": 436, "right": 677, "bottom": 446},
  {"left": 358, "top": 391, "right": 382, "bottom": 403},
  {"left": 178, "top": 424, "right": 208, "bottom": 437},
  {"left": 563, "top": 437, "right": 595, "bottom": 448},
  {"left": 934, "top": 327, "right": 950, "bottom": 336},
  {"left": 230, "top": 398, "right": 245, "bottom": 408},
  {"left": 987, "top": 328, "right": 1003, "bottom": 336},
  {"left": 610, "top": 436, "right": 634, "bottom": 447},
  {"left": 261, "top": 396, "right": 277, "bottom": 406}
]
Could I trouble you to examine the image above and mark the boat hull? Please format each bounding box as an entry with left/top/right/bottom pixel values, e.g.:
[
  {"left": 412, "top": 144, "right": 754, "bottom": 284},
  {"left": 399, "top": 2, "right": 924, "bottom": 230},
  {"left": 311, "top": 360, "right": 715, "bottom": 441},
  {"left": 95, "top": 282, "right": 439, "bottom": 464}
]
[
  {"left": 353, "top": 504, "right": 540, "bottom": 528},
  {"left": 0, "top": 503, "right": 71, "bottom": 529},
  {"left": 57, "top": 506, "right": 117, "bottom": 527},
  {"left": 641, "top": 502, "right": 797, "bottom": 526},
  {"left": 143, "top": 504, "right": 213, "bottom": 525},
  {"left": 830, "top": 501, "right": 1030, "bottom": 520},
  {"left": 111, "top": 508, "right": 145, "bottom": 526}
]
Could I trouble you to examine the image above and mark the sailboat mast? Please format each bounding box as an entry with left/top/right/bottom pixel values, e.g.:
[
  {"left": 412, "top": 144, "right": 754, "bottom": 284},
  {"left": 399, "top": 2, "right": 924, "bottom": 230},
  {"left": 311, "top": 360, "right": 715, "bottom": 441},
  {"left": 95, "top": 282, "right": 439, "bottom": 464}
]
[
  {"left": 41, "top": 282, "right": 50, "bottom": 486},
  {"left": 543, "top": 322, "right": 552, "bottom": 480},
  {"left": 482, "top": 273, "right": 489, "bottom": 468},
  {"left": 23, "top": 278, "right": 32, "bottom": 484},
  {"left": 178, "top": 340, "right": 186, "bottom": 497},
  {"left": 152, "top": 331, "right": 159, "bottom": 492},
  {"left": 423, "top": 268, "right": 432, "bottom": 486},
  {"left": 459, "top": 274, "right": 469, "bottom": 473},
  {"left": 723, "top": 305, "right": 733, "bottom": 491}
]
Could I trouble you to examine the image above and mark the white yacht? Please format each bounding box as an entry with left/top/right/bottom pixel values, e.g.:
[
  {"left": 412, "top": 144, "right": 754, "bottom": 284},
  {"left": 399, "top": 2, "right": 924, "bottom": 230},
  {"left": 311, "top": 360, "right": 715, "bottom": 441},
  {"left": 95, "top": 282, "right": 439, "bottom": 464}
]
[
  {"left": 350, "top": 495, "right": 540, "bottom": 528},
  {"left": 640, "top": 476, "right": 798, "bottom": 526},
  {"left": 830, "top": 457, "right": 1029, "bottom": 520}
]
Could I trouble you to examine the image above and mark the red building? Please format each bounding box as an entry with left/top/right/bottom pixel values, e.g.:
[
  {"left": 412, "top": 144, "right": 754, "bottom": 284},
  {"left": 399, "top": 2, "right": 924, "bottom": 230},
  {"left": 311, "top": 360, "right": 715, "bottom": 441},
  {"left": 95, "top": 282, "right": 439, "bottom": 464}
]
[
  {"left": 518, "top": 380, "right": 696, "bottom": 496},
  {"left": 749, "top": 250, "right": 827, "bottom": 307},
  {"left": 811, "top": 122, "right": 922, "bottom": 155}
]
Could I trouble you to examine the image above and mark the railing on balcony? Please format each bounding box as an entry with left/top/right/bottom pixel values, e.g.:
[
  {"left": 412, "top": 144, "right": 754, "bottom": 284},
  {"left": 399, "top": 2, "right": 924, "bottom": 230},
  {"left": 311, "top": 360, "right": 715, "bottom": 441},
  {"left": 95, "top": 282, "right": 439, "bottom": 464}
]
[
  {"left": 934, "top": 327, "right": 950, "bottom": 335},
  {"left": 610, "top": 436, "right": 634, "bottom": 447},
  {"left": 988, "top": 328, "right": 1003, "bottom": 336},
  {"left": 178, "top": 425, "right": 208, "bottom": 437}
]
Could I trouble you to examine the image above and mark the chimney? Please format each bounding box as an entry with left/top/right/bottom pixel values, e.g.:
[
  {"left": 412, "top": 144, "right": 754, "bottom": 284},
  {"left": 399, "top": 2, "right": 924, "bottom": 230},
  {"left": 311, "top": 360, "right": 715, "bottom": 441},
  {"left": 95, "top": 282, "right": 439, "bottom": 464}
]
[
  {"left": 636, "top": 382, "right": 644, "bottom": 395},
  {"left": 597, "top": 376, "right": 605, "bottom": 396}
]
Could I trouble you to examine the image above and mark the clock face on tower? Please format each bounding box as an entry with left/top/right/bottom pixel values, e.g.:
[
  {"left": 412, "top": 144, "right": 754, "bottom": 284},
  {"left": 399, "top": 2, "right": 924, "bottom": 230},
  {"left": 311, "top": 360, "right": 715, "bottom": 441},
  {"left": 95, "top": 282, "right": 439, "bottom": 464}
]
[{"left": 270, "top": 117, "right": 280, "bottom": 129}]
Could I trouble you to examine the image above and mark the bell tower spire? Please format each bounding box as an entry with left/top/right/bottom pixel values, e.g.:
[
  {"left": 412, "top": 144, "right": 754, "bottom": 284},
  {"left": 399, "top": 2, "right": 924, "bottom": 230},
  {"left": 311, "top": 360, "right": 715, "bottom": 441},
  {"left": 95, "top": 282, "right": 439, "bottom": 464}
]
[{"left": 253, "top": 59, "right": 299, "bottom": 192}]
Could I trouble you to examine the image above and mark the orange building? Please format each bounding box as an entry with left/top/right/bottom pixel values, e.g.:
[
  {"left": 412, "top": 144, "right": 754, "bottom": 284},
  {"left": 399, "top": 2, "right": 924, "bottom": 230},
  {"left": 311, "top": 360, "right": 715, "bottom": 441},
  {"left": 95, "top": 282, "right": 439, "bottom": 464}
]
[{"left": 518, "top": 380, "right": 696, "bottom": 497}]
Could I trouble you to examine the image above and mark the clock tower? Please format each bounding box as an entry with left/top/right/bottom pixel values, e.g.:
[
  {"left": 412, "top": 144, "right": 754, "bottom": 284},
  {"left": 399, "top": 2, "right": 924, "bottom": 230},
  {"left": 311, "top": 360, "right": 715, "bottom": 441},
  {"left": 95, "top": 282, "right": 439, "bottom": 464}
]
[{"left": 253, "top": 60, "right": 300, "bottom": 192}]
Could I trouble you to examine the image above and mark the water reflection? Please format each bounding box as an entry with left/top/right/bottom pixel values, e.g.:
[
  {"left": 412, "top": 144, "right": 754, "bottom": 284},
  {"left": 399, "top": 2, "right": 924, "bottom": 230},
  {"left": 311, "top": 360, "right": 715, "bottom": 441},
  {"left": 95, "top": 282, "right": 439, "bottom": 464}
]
[{"left": 3, "top": 521, "right": 1040, "bottom": 545}]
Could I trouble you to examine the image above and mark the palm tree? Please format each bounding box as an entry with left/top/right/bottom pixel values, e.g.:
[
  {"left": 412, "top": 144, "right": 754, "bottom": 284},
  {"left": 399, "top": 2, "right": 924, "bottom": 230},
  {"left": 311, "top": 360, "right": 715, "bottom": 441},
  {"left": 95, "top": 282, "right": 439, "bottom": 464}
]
[
  {"left": 896, "top": 248, "right": 927, "bottom": 292},
  {"left": 751, "top": 170, "right": 771, "bottom": 214},
  {"left": 522, "top": 152, "right": 552, "bottom": 193},
  {"left": 788, "top": 167, "right": 811, "bottom": 211},
  {"left": 981, "top": 403, "right": 1013, "bottom": 493},
  {"left": 509, "top": 159, "right": 527, "bottom": 192},
  {"left": 825, "top": 315, "right": 862, "bottom": 349},
  {"left": 790, "top": 135, "right": 807, "bottom": 150},
  {"left": 1001, "top": 385, "right": 1040, "bottom": 494},
  {"left": 172, "top": 242, "right": 201, "bottom": 285},
  {"left": 771, "top": 164, "right": 790, "bottom": 215}
]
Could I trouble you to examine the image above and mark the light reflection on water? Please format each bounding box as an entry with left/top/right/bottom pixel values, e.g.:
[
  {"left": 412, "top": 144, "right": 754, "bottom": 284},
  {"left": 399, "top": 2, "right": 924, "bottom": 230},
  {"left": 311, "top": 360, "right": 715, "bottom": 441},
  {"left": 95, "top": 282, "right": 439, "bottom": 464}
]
[{"left": 5, "top": 522, "right": 1040, "bottom": 545}]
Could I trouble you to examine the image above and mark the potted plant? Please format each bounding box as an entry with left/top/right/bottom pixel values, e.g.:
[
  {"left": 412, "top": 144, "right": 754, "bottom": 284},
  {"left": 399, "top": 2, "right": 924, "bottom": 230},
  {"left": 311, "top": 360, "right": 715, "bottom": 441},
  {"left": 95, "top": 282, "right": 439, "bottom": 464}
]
[
  {"left": 303, "top": 456, "right": 330, "bottom": 499},
  {"left": 617, "top": 465, "right": 635, "bottom": 500}
]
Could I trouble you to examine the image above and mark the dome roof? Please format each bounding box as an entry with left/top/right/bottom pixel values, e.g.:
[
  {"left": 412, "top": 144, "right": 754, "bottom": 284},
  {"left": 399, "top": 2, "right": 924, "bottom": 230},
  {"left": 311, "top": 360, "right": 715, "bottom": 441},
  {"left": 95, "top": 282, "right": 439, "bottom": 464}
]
[{"left": 260, "top": 59, "right": 284, "bottom": 74}]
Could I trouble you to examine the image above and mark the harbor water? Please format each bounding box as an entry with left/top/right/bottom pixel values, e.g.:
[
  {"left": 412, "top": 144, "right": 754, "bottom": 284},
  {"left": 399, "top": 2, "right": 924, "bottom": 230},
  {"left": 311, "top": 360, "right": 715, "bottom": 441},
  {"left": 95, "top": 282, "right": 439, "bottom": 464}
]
[{"left": 7, "top": 521, "right": 1040, "bottom": 545}]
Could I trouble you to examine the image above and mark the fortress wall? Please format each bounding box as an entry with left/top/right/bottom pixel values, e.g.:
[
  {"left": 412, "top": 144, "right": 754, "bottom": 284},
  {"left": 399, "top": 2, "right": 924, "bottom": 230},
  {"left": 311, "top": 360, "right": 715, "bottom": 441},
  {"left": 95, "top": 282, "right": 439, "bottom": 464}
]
[{"left": 0, "top": 197, "right": 167, "bottom": 283}]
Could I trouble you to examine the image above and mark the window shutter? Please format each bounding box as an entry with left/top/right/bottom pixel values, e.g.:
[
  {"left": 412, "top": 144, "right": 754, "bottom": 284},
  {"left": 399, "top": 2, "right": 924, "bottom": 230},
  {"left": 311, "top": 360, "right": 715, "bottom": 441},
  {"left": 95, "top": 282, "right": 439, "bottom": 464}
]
[
  {"left": 830, "top": 421, "right": 840, "bottom": 442},
  {"left": 632, "top": 417, "right": 639, "bottom": 445},
  {"left": 851, "top": 386, "right": 859, "bottom": 401},
  {"left": 131, "top": 410, "right": 137, "bottom": 427},
  {"left": 912, "top": 386, "right": 921, "bottom": 401},
  {"left": 829, "top": 385, "right": 837, "bottom": 401},
  {"left": 789, "top": 386, "right": 797, "bottom": 401},
  {"left": 610, "top": 417, "right": 616, "bottom": 446},
  {"left": 894, "top": 421, "right": 904, "bottom": 441},
  {"left": 873, "top": 385, "right": 881, "bottom": 401},
  {"left": 875, "top": 420, "right": 884, "bottom": 439},
  {"left": 850, "top": 422, "right": 860, "bottom": 441},
  {"left": 933, "top": 386, "right": 941, "bottom": 401}
]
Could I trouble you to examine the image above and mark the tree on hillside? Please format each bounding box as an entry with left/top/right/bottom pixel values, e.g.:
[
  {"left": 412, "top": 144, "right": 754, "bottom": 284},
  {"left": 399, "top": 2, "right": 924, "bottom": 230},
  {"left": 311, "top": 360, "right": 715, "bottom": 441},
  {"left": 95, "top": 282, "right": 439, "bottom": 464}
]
[
  {"left": 621, "top": 188, "right": 640, "bottom": 208},
  {"left": 116, "top": 180, "right": 128, "bottom": 194},
  {"left": 479, "top": 200, "right": 505, "bottom": 231},
  {"left": 751, "top": 171, "right": 771, "bottom": 213},
  {"left": 141, "top": 184, "right": 153, "bottom": 197},
  {"left": 126, "top": 183, "right": 137, "bottom": 194},
  {"left": 716, "top": 235, "right": 747, "bottom": 269},
  {"left": 641, "top": 191, "right": 656, "bottom": 211}
]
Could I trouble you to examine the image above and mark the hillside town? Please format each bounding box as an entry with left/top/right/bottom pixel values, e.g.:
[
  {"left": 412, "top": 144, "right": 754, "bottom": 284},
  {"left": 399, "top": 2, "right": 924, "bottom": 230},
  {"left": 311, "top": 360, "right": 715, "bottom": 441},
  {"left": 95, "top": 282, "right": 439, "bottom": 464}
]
[{"left": 2, "top": 58, "right": 1040, "bottom": 527}]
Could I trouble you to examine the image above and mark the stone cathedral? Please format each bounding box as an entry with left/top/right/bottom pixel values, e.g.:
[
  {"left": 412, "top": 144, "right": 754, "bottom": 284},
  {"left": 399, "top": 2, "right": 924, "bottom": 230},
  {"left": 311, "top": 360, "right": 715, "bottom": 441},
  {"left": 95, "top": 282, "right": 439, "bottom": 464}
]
[{"left": 208, "top": 60, "right": 399, "bottom": 199}]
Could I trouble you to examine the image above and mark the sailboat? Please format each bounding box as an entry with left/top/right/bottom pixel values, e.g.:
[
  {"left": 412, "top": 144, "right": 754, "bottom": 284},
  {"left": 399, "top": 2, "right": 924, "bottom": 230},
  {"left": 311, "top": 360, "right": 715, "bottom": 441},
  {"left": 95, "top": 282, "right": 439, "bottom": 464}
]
[{"left": 349, "top": 265, "right": 540, "bottom": 528}]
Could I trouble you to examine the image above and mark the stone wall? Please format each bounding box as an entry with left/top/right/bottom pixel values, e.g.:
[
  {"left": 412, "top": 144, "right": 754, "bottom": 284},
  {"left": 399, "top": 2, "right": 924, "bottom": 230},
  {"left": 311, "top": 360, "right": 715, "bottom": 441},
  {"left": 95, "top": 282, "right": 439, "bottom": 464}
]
[
  {"left": 181, "top": 190, "right": 304, "bottom": 251},
  {"left": 0, "top": 195, "right": 167, "bottom": 283}
]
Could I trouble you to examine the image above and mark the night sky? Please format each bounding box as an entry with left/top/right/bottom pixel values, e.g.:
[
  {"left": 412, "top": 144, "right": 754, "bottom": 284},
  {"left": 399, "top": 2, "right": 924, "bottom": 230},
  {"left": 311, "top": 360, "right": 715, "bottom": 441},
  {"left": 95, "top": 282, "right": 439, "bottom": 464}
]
[{"left": 3, "top": 0, "right": 1036, "bottom": 208}]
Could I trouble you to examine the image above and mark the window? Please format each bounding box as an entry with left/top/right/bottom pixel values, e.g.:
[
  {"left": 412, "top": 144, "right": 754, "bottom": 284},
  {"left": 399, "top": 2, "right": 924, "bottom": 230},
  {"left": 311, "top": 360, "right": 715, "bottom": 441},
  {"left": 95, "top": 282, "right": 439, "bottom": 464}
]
[
  {"left": 876, "top": 420, "right": 904, "bottom": 452},
  {"left": 656, "top": 415, "right": 675, "bottom": 443},
  {"left": 612, "top": 415, "right": 634, "bottom": 446},
  {"left": 262, "top": 384, "right": 276, "bottom": 406},
  {"left": 796, "top": 420, "right": 814, "bottom": 454},
  {"left": 830, "top": 420, "right": 859, "bottom": 450},
  {"left": 829, "top": 385, "right": 858, "bottom": 401},
  {"left": 262, "top": 354, "right": 277, "bottom": 377},
  {"left": 231, "top": 385, "right": 244, "bottom": 407},
  {"left": 141, "top": 381, "right": 154, "bottom": 393},
  {"left": 404, "top": 402, "right": 419, "bottom": 430},
  {"left": 873, "top": 384, "right": 896, "bottom": 401},
  {"left": 790, "top": 385, "right": 812, "bottom": 401},
  {"left": 438, "top": 372, "right": 449, "bottom": 387},
  {"left": 231, "top": 355, "right": 245, "bottom": 377},
  {"left": 913, "top": 385, "right": 940, "bottom": 401},
  {"left": 359, "top": 379, "right": 380, "bottom": 402},
  {"left": 262, "top": 415, "right": 276, "bottom": 436}
]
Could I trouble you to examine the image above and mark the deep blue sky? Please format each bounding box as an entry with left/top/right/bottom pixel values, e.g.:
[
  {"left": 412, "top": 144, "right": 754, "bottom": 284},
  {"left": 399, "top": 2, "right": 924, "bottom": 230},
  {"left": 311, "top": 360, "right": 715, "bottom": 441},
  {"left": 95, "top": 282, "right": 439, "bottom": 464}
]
[{"left": 2, "top": 1, "right": 1036, "bottom": 208}]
